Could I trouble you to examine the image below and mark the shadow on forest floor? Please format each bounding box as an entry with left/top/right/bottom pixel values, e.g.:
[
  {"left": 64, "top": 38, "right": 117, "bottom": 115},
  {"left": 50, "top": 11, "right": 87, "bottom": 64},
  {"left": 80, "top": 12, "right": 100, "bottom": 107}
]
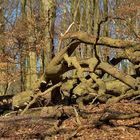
[{"left": 0, "top": 100, "right": 140, "bottom": 140}]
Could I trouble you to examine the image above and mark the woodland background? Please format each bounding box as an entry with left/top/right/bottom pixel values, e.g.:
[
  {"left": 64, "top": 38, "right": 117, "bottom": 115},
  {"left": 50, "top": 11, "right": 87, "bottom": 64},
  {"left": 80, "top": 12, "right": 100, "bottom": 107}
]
[{"left": 0, "top": 0, "right": 140, "bottom": 139}]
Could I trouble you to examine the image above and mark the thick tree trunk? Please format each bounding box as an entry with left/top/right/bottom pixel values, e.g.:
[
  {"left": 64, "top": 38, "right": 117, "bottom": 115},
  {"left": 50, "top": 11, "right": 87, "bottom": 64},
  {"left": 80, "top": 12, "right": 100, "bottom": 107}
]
[{"left": 41, "top": 0, "right": 56, "bottom": 72}]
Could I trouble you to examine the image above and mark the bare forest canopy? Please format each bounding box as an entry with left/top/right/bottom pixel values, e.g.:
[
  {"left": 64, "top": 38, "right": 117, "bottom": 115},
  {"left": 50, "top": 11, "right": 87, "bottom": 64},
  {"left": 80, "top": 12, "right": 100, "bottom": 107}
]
[{"left": 0, "top": 0, "right": 140, "bottom": 115}]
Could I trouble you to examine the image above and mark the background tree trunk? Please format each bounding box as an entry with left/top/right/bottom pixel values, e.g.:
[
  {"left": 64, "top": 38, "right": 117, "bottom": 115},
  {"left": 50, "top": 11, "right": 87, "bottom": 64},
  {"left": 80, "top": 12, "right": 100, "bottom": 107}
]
[{"left": 40, "top": 0, "right": 56, "bottom": 72}]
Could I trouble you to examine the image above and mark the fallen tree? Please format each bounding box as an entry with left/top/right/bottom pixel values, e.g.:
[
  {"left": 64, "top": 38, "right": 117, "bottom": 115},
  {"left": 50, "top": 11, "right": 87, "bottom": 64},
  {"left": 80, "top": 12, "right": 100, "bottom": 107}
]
[{"left": 8, "top": 21, "right": 139, "bottom": 114}]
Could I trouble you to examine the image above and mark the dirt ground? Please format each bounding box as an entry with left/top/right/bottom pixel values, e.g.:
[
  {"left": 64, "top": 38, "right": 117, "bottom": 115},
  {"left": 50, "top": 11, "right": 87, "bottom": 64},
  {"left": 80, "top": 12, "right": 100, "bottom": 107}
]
[{"left": 0, "top": 100, "right": 140, "bottom": 140}]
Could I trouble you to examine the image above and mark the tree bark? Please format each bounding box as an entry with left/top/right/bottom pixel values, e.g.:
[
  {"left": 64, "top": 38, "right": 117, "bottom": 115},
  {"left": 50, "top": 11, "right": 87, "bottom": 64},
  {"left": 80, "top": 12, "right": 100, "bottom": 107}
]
[{"left": 40, "top": 0, "right": 56, "bottom": 72}]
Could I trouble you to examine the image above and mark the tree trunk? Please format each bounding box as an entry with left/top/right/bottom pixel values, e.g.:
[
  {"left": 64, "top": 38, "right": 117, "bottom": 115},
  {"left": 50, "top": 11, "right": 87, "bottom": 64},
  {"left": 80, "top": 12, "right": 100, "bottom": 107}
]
[
  {"left": 40, "top": 0, "right": 56, "bottom": 72},
  {"left": 25, "top": 0, "right": 38, "bottom": 90},
  {"left": 86, "top": 0, "right": 94, "bottom": 58}
]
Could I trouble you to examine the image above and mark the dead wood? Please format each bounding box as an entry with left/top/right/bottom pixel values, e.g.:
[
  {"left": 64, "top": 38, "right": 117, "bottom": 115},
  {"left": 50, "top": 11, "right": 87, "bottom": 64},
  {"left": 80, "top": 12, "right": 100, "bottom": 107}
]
[
  {"left": 8, "top": 27, "right": 139, "bottom": 116},
  {"left": 43, "top": 31, "right": 139, "bottom": 84},
  {"left": 99, "top": 112, "right": 140, "bottom": 122},
  {"left": 107, "top": 90, "right": 140, "bottom": 104},
  {"left": 105, "top": 80, "right": 130, "bottom": 95},
  {"left": 62, "top": 31, "right": 140, "bottom": 49},
  {"left": 98, "top": 62, "right": 137, "bottom": 89},
  {"left": 21, "top": 82, "right": 62, "bottom": 115}
]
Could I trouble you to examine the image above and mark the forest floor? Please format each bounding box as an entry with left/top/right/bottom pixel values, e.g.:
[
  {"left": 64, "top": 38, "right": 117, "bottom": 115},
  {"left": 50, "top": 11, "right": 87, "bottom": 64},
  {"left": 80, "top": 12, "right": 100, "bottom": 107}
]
[{"left": 0, "top": 100, "right": 140, "bottom": 140}]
